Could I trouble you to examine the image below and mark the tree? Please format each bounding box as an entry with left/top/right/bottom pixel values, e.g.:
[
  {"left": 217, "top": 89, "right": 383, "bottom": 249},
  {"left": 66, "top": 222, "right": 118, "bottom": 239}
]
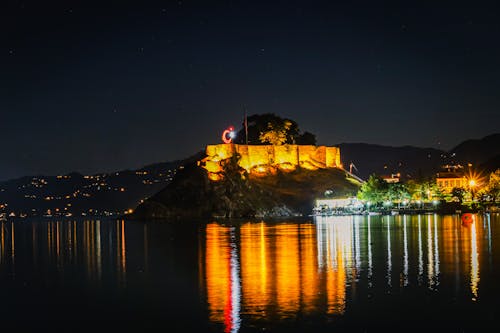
[
  {"left": 357, "top": 174, "right": 388, "bottom": 206},
  {"left": 234, "top": 113, "right": 316, "bottom": 145},
  {"left": 259, "top": 120, "right": 292, "bottom": 145},
  {"left": 296, "top": 131, "right": 316, "bottom": 145},
  {"left": 482, "top": 169, "right": 500, "bottom": 202},
  {"left": 387, "top": 183, "right": 410, "bottom": 208},
  {"left": 451, "top": 187, "right": 466, "bottom": 204}
]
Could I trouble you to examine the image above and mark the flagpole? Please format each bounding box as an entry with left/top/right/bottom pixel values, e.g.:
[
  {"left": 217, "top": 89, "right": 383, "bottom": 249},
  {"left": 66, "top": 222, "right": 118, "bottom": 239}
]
[{"left": 244, "top": 105, "right": 248, "bottom": 145}]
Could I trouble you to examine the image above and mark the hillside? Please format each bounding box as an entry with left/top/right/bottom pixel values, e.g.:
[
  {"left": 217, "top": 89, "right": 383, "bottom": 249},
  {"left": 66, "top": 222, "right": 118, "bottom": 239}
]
[
  {"left": 0, "top": 152, "right": 203, "bottom": 217},
  {"left": 338, "top": 143, "right": 445, "bottom": 180},
  {"left": 480, "top": 154, "right": 500, "bottom": 174},
  {"left": 339, "top": 133, "right": 499, "bottom": 180},
  {"left": 450, "top": 133, "right": 500, "bottom": 167},
  {"left": 130, "top": 161, "right": 361, "bottom": 219}
]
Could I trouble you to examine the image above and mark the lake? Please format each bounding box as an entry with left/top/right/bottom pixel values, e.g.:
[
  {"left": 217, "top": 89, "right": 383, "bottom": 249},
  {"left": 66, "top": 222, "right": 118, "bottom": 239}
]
[{"left": 1, "top": 214, "right": 499, "bottom": 332}]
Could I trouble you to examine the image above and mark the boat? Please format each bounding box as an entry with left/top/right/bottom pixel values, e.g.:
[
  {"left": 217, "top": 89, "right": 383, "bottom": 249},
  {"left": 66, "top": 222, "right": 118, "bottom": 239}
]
[
  {"left": 368, "top": 211, "right": 382, "bottom": 216},
  {"left": 461, "top": 213, "right": 474, "bottom": 226}
]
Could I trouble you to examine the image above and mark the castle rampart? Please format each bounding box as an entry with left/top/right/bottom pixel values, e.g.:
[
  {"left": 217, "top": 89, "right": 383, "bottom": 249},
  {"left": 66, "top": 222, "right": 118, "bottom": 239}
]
[{"left": 202, "top": 144, "right": 341, "bottom": 180}]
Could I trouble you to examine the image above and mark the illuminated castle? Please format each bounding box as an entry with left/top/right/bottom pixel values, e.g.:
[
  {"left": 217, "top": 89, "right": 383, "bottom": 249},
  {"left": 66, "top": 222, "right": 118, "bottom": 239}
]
[{"left": 201, "top": 143, "right": 341, "bottom": 181}]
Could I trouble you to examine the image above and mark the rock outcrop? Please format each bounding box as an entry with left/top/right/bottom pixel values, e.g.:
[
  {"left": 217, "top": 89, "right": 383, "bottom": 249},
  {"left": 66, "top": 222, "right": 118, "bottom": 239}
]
[{"left": 130, "top": 155, "right": 361, "bottom": 219}]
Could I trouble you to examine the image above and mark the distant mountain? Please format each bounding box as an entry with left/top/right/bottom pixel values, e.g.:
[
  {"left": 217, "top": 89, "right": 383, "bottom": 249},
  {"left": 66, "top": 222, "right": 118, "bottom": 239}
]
[
  {"left": 0, "top": 151, "right": 204, "bottom": 217},
  {"left": 450, "top": 133, "right": 500, "bottom": 167},
  {"left": 479, "top": 154, "right": 500, "bottom": 174},
  {"left": 338, "top": 133, "right": 499, "bottom": 181},
  {"left": 338, "top": 143, "right": 445, "bottom": 181}
]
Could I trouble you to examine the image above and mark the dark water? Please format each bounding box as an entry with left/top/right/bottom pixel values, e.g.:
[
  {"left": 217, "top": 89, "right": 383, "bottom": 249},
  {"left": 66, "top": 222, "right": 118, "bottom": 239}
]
[{"left": 1, "top": 214, "right": 499, "bottom": 332}]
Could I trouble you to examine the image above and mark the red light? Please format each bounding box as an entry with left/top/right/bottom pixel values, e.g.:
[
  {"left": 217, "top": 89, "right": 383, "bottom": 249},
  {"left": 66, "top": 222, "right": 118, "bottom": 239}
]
[{"left": 222, "top": 126, "right": 235, "bottom": 144}]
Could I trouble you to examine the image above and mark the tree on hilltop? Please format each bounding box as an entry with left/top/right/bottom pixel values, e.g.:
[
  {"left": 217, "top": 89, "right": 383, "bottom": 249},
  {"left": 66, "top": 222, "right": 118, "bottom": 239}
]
[
  {"left": 259, "top": 119, "right": 293, "bottom": 145},
  {"left": 234, "top": 113, "right": 316, "bottom": 145}
]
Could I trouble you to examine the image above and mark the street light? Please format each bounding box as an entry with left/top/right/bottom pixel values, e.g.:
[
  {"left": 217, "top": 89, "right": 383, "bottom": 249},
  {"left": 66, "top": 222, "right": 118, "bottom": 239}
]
[{"left": 469, "top": 179, "right": 477, "bottom": 202}]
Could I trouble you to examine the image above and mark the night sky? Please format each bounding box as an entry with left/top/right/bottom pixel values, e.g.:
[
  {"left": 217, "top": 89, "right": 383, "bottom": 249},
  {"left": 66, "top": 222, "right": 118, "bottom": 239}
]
[{"left": 2, "top": 0, "right": 499, "bottom": 181}]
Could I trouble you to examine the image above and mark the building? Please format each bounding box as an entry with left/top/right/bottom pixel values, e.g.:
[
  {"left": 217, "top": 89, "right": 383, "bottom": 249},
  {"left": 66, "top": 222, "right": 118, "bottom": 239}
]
[
  {"left": 436, "top": 165, "right": 466, "bottom": 193},
  {"left": 381, "top": 173, "right": 400, "bottom": 183},
  {"left": 313, "top": 197, "right": 363, "bottom": 215}
]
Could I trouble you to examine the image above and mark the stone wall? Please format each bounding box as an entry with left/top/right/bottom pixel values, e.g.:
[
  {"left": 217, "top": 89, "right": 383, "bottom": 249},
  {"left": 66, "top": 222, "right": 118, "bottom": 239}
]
[{"left": 201, "top": 144, "right": 341, "bottom": 180}]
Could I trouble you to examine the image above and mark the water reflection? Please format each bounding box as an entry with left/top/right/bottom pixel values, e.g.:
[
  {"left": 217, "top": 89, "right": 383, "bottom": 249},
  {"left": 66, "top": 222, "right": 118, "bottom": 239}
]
[
  {"left": 205, "top": 224, "right": 241, "bottom": 333},
  {"left": 367, "top": 216, "right": 372, "bottom": 287},
  {"left": 0, "top": 220, "right": 127, "bottom": 285},
  {"left": 203, "top": 214, "right": 495, "bottom": 331},
  {"left": 418, "top": 215, "right": 423, "bottom": 285},
  {"left": 386, "top": 216, "right": 392, "bottom": 287},
  {"left": 204, "top": 218, "right": 357, "bottom": 331},
  {"left": 1, "top": 214, "right": 494, "bottom": 330},
  {"left": 427, "top": 215, "right": 437, "bottom": 289},
  {"left": 318, "top": 217, "right": 351, "bottom": 315},
  {"left": 403, "top": 215, "right": 408, "bottom": 286},
  {"left": 470, "top": 216, "right": 479, "bottom": 300},
  {"left": 0, "top": 222, "right": 16, "bottom": 276}
]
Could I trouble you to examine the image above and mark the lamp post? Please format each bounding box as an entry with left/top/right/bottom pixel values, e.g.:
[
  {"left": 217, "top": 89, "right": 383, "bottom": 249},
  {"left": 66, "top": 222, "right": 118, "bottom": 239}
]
[{"left": 469, "top": 179, "right": 476, "bottom": 202}]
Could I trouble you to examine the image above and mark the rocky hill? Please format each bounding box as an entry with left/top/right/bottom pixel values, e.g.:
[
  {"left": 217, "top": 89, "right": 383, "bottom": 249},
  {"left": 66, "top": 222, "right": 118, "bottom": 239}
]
[{"left": 130, "top": 158, "right": 361, "bottom": 219}]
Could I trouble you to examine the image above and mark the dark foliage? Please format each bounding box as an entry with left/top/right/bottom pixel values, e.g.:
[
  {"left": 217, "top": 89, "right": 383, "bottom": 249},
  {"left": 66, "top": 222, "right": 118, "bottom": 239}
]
[{"left": 234, "top": 113, "right": 316, "bottom": 145}]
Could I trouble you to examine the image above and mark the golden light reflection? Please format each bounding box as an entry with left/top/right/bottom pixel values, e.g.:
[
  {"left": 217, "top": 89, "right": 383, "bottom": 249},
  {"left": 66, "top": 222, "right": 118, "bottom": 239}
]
[
  {"left": 240, "top": 222, "right": 323, "bottom": 317},
  {"left": 312, "top": 217, "right": 351, "bottom": 314},
  {"left": 275, "top": 224, "right": 300, "bottom": 315},
  {"left": 10, "top": 223, "right": 15, "bottom": 277},
  {"left": 367, "top": 216, "right": 373, "bottom": 286},
  {"left": 440, "top": 215, "right": 460, "bottom": 294},
  {"left": 205, "top": 219, "right": 351, "bottom": 326},
  {"left": 205, "top": 224, "right": 231, "bottom": 323},
  {"left": 300, "top": 224, "right": 319, "bottom": 314},
  {"left": 417, "top": 215, "right": 424, "bottom": 285},
  {"left": 0, "top": 220, "right": 130, "bottom": 287},
  {"left": 240, "top": 222, "right": 270, "bottom": 318},
  {"left": 470, "top": 216, "right": 479, "bottom": 300},
  {"left": 205, "top": 223, "right": 240, "bottom": 333},
  {"left": 116, "top": 220, "right": 127, "bottom": 287},
  {"left": 0, "top": 222, "right": 15, "bottom": 274}
]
